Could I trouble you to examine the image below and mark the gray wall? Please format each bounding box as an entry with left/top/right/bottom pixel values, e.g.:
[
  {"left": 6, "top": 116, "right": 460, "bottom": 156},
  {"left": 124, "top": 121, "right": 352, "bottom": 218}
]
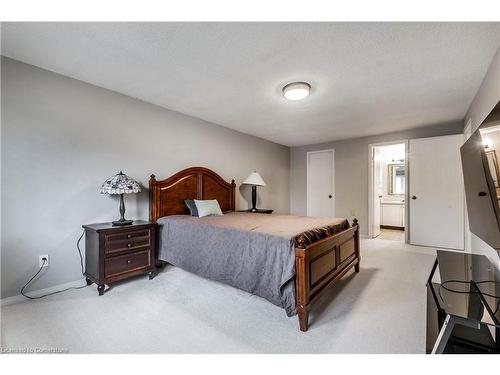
[
  {"left": 1, "top": 57, "right": 290, "bottom": 298},
  {"left": 290, "top": 122, "right": 464, "bottom": 235},
  {"left": 464, "top": 46, "right": 500, "bottom": 268}
]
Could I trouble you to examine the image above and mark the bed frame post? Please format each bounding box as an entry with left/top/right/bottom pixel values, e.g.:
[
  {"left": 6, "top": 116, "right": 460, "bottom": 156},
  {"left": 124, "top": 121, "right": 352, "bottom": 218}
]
[
  {"left": 353, "top": 218, "right": 360, "bottom": 272},
  {"left": 297, "top": 307, "right": 310, "bottom": 332},
  {"left": 149, "top": 174, "right": 158, "bottom": 223},
  {"left": 295, "top": 244, "right": 310, "bottom": 332}
]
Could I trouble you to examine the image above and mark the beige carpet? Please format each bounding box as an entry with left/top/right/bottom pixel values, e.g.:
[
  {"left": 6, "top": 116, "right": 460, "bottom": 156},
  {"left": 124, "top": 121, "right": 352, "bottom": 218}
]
[{"left": 1, "top": 238, "right": 436, "bottom": 353}]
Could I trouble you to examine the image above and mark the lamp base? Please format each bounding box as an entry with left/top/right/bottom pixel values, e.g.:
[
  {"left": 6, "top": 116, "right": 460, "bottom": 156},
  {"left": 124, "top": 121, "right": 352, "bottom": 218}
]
[
  {"left": 112, "top": 219, "right": 133, "bottom": 226},
  {"left": 251, "top": 185, "right": 258, "bottom": 212}
]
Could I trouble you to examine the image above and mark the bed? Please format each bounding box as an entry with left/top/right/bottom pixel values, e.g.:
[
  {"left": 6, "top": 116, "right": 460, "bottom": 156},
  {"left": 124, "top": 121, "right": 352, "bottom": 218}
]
[{"left": 149, "top": 167, "right": 360, "bottom": 331}]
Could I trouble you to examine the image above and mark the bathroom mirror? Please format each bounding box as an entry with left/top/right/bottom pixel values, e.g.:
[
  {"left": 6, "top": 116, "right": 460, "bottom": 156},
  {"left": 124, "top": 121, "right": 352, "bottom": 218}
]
[{"left": 388, "top": 163, "right": 405, "bottom": 195}]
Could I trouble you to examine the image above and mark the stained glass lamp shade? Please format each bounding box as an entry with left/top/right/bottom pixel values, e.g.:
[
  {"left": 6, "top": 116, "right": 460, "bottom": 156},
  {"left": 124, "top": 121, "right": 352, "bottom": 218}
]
[{"left": 100, "top": 171, "right": 141, "bottom": 226}]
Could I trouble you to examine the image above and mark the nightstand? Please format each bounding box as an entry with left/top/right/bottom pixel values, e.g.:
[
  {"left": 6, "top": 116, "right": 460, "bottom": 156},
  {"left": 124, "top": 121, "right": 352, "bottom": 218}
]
[
  {"left": 82, "top": 221, "right": 158, "bottom": 295},
  {"left": 238, "top": 209, "right": 274, "bottom": 214}
]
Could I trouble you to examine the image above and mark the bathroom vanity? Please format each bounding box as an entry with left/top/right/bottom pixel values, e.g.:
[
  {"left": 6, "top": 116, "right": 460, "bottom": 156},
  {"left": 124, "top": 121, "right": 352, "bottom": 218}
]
[{"left": 380, "top": 201, "right": 405, "bottom": 229}]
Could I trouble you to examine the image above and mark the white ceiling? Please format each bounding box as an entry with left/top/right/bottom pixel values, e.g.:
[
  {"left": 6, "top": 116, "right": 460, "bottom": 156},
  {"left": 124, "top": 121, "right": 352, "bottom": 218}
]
[{"left": 2, "top": 22, "right": 499, "bottom": 146}]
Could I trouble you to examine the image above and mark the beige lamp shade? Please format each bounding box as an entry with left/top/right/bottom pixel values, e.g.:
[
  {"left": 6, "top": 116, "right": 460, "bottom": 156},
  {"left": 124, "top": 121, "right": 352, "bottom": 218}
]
[{"left": 242, "top": 171, "right": 266, "bottom": 186}]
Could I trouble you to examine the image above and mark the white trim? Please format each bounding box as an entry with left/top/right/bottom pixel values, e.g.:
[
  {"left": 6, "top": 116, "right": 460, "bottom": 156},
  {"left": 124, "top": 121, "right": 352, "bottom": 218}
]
[
  {"left": 306, "top": 149, "right": 335, "bottom": 217},
  {"left": 463, "top": 120, "right": 472, "bottom": 253},
  {"left": 1, "top": 279, "right": 86, "bottom": 306},
  {"left": 368, "top": 140, "right": 409, "bottom": 241}
]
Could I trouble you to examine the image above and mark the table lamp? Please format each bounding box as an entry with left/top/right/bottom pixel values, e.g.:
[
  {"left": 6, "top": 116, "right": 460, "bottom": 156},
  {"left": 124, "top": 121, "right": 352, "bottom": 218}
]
[
  {"left": 242, "top": 171, "right": 266, "bottom": 212},
  {"left": 100, "top": 171, "right": 141, "bottom": 226}
]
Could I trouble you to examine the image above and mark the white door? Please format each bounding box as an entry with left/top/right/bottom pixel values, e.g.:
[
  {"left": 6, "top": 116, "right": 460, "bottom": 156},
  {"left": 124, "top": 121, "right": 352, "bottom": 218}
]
[
  {"left": 307, "top": 150, "right": 335, "bottom": 217},
  {"left": 373, "top": 147, "right": 383, "bottom": 237},
  {"left": 409, "top": 135, "right": 464, "bottom": 249}
]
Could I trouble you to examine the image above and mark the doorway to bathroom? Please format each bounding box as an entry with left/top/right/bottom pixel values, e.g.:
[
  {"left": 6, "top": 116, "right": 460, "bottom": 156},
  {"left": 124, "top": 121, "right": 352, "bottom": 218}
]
[{"left": 368, "top": 141, "right": 407, "bottom": 242}]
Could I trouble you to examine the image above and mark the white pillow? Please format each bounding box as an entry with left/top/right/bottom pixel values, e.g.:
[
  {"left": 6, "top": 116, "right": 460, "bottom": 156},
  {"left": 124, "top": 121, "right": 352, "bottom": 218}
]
[{"left": 194, "top": 199, "right": 223, "bottom": 218}]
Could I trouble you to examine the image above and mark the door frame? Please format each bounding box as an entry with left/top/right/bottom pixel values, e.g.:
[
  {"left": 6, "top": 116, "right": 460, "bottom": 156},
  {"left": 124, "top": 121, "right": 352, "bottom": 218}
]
[
  {"left": 306, "top": 149, "right": 335, "bottom": 217},
  {"left": 463, "top": 119, "right": 473, "bottom": 253},
  {"left": 368, "top": 140, "right": 409, "bottom": 241}
]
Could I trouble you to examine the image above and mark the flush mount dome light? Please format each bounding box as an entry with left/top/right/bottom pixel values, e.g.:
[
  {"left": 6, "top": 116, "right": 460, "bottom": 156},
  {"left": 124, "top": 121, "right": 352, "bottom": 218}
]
[{"left": 282, "top": 82, "right": 311, "bottom": 101}]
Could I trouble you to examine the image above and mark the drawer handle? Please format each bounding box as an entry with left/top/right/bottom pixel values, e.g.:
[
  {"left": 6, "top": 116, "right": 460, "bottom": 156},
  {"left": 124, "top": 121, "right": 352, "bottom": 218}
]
[
  {"left": 127, "top": 234, "right": 132, "bottom": 238},
  {"left": 127, "top": 243, "right": 132, "bottom": 247},
  {"left": 127, "top": 260, "right": 133, "bottom": 264}
]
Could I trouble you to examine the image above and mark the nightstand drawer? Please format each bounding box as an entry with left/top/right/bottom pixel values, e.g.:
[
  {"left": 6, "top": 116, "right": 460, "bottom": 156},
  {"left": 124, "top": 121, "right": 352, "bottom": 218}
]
[
  {"left": 104, "top": 230, "right": 151, "bottom": 255},
  {"left": 104, "top": 250, "right": 151, "bottom": 278},
  {"left": 105, "top": 229, "right": 151, "bottom": 243}
]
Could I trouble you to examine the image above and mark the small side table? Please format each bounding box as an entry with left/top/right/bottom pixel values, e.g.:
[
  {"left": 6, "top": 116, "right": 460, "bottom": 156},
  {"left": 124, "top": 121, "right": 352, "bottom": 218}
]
[
  {"left": 82, "top": 221, "right": 158, "bottom": 295},
  {"left": 238, "top": 209, "right": 274, "bottom": 214}
]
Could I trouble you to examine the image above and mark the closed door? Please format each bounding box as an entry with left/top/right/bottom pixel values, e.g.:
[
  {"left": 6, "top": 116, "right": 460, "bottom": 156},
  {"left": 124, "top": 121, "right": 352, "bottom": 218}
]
[
  {"left": 409, "top": 135, "right": 464, "bottom": 249},
  {"left": 307, "top": 150, "right": 335, "bottom": 217}
]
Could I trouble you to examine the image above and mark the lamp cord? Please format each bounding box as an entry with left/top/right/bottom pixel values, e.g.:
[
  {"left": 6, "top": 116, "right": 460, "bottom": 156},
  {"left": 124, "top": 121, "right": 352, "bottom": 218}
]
[
  {"left": 76, "top": 230, "right": 85, "bottom": 275},
  {"left": 20, "top": 230, "right": 88, "bottom": 300}
]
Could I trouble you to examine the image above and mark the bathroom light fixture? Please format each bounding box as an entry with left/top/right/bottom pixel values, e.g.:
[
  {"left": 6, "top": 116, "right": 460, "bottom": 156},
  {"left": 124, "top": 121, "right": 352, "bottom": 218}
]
[{"left": 282, "top": 82, "right": 311, "bottom": 101}]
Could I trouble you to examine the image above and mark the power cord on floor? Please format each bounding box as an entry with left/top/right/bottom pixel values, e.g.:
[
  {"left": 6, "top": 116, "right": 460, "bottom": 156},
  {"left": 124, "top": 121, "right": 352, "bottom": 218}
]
[{"left": 20, "top": 230, "right": 89, "bottom": 300}]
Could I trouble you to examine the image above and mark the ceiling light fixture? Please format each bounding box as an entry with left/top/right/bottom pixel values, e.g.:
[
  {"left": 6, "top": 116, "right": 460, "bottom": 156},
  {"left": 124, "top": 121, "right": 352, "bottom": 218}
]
[{"left": 282, "top": 82, "right": 311, "bottom": 101}]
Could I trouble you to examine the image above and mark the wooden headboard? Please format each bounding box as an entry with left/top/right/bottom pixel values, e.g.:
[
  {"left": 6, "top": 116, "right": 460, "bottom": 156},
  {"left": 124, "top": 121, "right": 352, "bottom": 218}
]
[{"left": 149, "top": 167, "right": 236, "bottom": 222}]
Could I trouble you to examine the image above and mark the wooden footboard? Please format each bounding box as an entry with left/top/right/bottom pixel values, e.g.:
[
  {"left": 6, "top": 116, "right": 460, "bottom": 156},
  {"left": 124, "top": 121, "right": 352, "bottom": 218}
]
[{"left": 295, "top": 219, "right": 360, "bottom": 331}]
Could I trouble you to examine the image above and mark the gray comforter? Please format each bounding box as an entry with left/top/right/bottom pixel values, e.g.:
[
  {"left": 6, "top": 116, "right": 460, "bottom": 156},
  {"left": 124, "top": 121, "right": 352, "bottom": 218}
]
[{"left": 157, "top": 212, "right": 349, "bottom": 316}]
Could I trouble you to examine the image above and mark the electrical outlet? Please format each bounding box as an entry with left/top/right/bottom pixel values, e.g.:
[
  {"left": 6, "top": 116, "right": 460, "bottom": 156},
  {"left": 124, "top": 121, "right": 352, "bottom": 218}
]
[
  {"left": 39, "top": 254, "right": 49, "bottom": 268},
  {"left": 350, "top": 209, "right": 356, "bottom": 216}
]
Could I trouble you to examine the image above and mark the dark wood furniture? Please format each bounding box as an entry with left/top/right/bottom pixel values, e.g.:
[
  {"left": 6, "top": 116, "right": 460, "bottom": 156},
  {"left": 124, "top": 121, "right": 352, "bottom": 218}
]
[
  {"left": 82, "top": 221, "right": 158, "bottom": 295},
  {"left": 149, "top": 167, "right": 235, "bottom": 220},
  {"left": 149, "top": 166, "right": 360, "bottom": 331},
  {"left": 238, "top": 208, "right": 274, "bottom": 214}
]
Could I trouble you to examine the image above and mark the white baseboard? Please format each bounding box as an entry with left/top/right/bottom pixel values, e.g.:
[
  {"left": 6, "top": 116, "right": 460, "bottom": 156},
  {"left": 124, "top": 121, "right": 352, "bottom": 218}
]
[{"left": 1, "top": 279, "right": 86, "bottom": 307}]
